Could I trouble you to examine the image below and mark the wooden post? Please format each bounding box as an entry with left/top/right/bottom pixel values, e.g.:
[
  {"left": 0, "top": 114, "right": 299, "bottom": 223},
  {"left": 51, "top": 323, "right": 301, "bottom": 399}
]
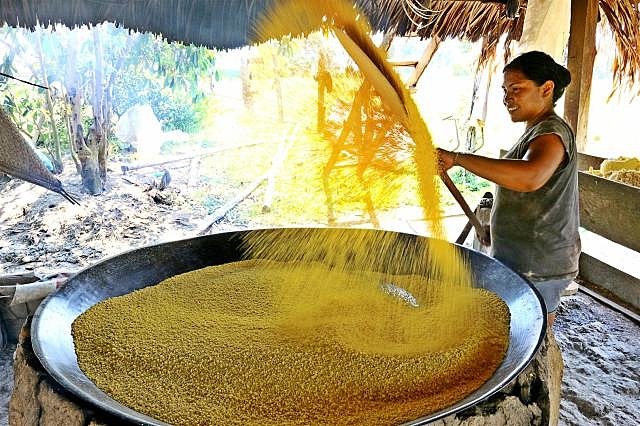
[
  {"left": 406, "top": 36, "right": 441, "bottom": 90},
  {"left": 564, "top": 0, "right": 598, "bottom": 152}
]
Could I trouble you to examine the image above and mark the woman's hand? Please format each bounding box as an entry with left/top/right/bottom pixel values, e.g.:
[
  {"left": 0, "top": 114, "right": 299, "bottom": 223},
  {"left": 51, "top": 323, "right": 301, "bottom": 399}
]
[{"left": 436, "top": 148, "right": 456, "bottom": 173}]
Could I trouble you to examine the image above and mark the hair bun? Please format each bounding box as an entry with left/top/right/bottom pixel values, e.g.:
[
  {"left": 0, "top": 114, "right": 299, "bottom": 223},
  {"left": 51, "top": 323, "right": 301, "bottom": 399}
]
[{"left": 555, "top": 63, "right": 571, "bottom": 88}]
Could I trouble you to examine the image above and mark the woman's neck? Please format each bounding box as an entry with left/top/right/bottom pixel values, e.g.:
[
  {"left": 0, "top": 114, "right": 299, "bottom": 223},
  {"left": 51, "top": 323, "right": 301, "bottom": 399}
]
[{"left": 526, "top": 108, "right": 556, "bottom": 129}]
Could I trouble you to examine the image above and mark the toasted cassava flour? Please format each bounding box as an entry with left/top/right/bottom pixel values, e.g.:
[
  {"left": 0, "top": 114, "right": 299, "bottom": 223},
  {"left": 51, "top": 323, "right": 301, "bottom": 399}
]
[{"left": 73, "top": 259, "right": 509, "bottom": 426}]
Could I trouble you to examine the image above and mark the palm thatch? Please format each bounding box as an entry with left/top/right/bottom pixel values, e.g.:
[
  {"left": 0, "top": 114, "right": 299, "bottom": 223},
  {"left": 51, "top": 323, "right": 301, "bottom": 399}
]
[
  {"left": 0, "top": 0, "right": 275, "bottom": 50},
  {"left": 369, "top": 0, "right": 640, "bottom": 93},
  {"left": 365, "top": 1, "right": 526, "bottom": 70},
  {"left": 0, "top": 0, "right": 638, "bottom": 92},
  {"left": 598, "top": 0, "right": 640, "bottom": 96}
]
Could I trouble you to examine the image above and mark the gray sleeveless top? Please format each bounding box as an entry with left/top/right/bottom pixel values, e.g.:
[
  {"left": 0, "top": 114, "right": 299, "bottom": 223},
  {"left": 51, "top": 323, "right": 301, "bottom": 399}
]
[{"left": 490, "top": 114, "right": 581, "bottom": 282}]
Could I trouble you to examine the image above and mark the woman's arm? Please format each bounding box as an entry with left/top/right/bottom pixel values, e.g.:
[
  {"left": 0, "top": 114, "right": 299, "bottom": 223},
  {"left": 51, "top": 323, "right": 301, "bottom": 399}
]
[{"left": 437, "top": 133, "right": 566, "bottom": 192}]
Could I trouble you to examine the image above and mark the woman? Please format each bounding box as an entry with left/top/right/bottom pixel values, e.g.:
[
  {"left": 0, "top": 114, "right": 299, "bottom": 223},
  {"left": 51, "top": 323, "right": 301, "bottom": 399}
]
[{"left": 437, "top": 51, "right": 581, "bottom": 326}]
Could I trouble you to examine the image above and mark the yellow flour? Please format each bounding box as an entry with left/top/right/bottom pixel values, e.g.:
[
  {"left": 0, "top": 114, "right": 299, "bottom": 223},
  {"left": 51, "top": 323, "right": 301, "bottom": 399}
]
[{"left": 73, "top": 260, "right": 509, "bottom": 426}]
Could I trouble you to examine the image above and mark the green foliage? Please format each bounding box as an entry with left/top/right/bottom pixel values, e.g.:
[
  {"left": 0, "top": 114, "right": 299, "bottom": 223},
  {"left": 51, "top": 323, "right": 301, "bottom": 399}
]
[
  {"left": 1, "top": 23, "right": 217, "bottom": 158},
  {"left": 111, "top": 30, "right": 216, "bottom": 133},
  {"left": 451, "top": 167, "right": 490, "bottom": 192},
  {"left": 1, "top": 86, "right": 52, "bottom": 145},
  {"left": 159, "top": 103, "right": 200, "bottom": 133}
]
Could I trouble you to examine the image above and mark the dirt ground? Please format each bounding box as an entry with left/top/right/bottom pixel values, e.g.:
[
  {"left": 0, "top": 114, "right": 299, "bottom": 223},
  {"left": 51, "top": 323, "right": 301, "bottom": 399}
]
[
  {"left": 0, "top": 168, "right": 638, "bottom": 425},
  {"left": 555, "top": 295, "right": 640, "bottom": 425},
  {"left": 0, "top": 162, "right": 243, "bottom": 426},
  {"left": 0, "top": 164, "right": 218, "bottom": 275}
]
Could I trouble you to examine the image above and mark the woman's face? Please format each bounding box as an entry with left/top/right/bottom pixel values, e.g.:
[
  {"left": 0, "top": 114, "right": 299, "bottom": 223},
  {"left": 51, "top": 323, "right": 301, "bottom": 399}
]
[{"left": 502, "top": 69, "right": 553, "bottom": 124}]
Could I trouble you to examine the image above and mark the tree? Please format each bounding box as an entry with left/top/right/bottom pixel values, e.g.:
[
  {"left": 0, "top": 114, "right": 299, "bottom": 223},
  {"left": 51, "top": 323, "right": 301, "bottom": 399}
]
[
  {"left": 34, "top": 26, "right": 63, "bottom": 173},
  {"left": 1, "top": 23, "right": 217, "bottom": 194},
  {"left": 1, "top": 27, "right": 67, "bottom": 173}
]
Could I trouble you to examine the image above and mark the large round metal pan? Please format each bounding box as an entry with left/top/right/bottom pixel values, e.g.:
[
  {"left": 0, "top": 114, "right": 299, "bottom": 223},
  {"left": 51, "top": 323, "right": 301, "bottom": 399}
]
[{"left": 32, "top": 228, "right": 545, "bottom": 425}]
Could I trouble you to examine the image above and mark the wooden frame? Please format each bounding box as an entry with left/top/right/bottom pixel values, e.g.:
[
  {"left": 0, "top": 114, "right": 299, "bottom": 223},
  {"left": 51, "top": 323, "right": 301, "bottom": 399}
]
[
  {"left": 564, "top": 0, "right": 598, "bottom": 151},
  {"left": 577, "top": 153, "right": 640, "bottom": 309}
]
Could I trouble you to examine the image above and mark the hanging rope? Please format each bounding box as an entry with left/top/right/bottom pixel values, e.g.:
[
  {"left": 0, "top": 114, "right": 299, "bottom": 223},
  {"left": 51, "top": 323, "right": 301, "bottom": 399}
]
[{"left": 0, "top": 72, "right": 49, "bottom": 90}]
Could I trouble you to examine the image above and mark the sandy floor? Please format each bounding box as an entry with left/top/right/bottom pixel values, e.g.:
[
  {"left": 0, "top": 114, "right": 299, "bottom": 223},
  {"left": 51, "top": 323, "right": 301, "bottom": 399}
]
[
  {"left": 556, "top": 294, "right": 639, "bottom": 425},
  {"left": 0, "top": 292, "right": 638, "bottom": 426}
]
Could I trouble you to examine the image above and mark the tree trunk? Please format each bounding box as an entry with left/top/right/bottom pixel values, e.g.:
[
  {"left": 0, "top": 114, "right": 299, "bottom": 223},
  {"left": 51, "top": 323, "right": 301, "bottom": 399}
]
[
  {"left": 81, "top": 122, "right": 103, "bottom": 194},
  {"left": 65, "top": 31, "right": 103, "bottom": 195},
  {"left": 100, "top": 36, "right": 131, "bottom": 181},
  {"left": 64, "top": 102, "right": 81, "bottom": 174},
  {"left": 92, "top": 26, "right": 108, "bottom": 184},
  {"left": 35, "top": 27, "right": 63, "bottom": 174}
]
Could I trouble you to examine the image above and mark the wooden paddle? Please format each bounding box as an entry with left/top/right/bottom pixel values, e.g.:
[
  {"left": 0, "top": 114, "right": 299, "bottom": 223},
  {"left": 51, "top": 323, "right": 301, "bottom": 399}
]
[
  {"left": 333, "top": 26, "right": 488, "bottom": 244},
  {"left": 440, "top": 171, "right": 490, "bottom": 245}
]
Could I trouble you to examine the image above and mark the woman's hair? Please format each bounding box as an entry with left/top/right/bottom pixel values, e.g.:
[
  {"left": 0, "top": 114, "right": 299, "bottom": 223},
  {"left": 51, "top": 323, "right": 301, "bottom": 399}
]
[{"left": 504, "top": 51, "right": 572, "bottom": 103}]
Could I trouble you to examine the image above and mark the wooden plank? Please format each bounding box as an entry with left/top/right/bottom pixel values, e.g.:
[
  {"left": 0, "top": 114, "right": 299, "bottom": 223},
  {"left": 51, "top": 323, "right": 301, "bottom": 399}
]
[
  {"left": 388, "top": 60, "right": 418, "bottom": 67},
  {"left": 198, "top": 172, "right": 268, "bottom": 236},
  {"left": 564, "top": 0, "right": 598, "bottom": 151},
  {"left": 0, "top": 272, "right": 37, "bottom": 286},
  {"left": 577, "top": 151, "right": 604, "bottom": 171},
  {"left": 578, "top": 171, "right": 640, "bottom": 252},
  {"left": 579, "top": 253, "right": 640, "bottom": 311},
  {"left": 120, "top": 142, "right": 265, "bottom": 173},
  {"left": 406, "top": 36, "right": 441, "bottom": 89},
  {"left": 578, "top": 281, "right": 640, "bottom": 322}
]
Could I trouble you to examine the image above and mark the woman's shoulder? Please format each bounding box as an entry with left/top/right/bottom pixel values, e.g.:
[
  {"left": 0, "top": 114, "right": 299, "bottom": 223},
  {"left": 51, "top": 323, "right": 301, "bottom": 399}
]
[{"left": 530, "top": 114, "right": 575, "bottom": 143}]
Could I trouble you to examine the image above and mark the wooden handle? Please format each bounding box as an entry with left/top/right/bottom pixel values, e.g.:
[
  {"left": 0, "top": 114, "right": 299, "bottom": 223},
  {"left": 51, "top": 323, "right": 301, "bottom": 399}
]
[{"left": 439, "top": 171, "right": 489, "bottom": 245}]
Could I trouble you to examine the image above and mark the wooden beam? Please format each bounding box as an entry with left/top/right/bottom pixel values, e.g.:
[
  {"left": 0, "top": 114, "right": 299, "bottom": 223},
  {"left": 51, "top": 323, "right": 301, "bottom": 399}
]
[
  {"left": 198, "top": 173, "right": 269, "bottom": 236},
  {"left": 579, "top": 254, "right": 640, "bottom": 311},
  {"left": 407, "top": 36, "right": 441, "bottom": 89},
  {"left": 0, "top": 272, "right": 37, "bottom": 286},
  {"left": 120, "top": 142, "right": 264, "bottom": 173},
  {"left": 564, "top": 0, "right": 598, "bottom": 151},
  {"left": 576, "top": 151, "right": 604, "bottom": 171},
  {"left": 578, "top": 171, "right": 640, "bottom": 253},
  {"left": 388, "top": 60, "right": 418, "bottom": 67}
]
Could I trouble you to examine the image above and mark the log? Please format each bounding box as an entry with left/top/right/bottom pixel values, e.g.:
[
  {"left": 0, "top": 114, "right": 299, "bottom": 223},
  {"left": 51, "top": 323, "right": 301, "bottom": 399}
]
[
  {"left": 198, "top": 173, "right": 269, "bottom": 235},
  {"left": 9, "top": 318, "right": 563, "bottom": 425},
  {"left": 1, "top": 276, "right": 69, "bottom": 343},
  {"left": 406, "top": 36, "right": 441, "bottom": 89},
  {"left": 120, "top": 141, "right": 265, "bottom": 173},
  {"left": 0, "top": 272, "right": 38, "bottom": 286},
  {"left": 2, "top": 280, "right": 59, "bottom": 305}
]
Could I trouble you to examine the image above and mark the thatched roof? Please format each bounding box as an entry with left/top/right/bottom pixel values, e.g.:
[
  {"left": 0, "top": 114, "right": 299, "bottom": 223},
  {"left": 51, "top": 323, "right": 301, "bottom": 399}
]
[
  {"left": 599, "top": 0, "right": 640, "bottom": 95},
  {"left": 0, "top": 0, "right": 638, "bottom": 91},
  {"left": 0, "top": 0, "right": 275, "bottom": 49},
  {"left": 367, "top": 0, "right": 639, "bottom": 92},
  {"left": 0, "top": 1, "right": 512, "bottom": 50},
  {"left": 366, "top": 1, "right": 526, "bottom": 69}
]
